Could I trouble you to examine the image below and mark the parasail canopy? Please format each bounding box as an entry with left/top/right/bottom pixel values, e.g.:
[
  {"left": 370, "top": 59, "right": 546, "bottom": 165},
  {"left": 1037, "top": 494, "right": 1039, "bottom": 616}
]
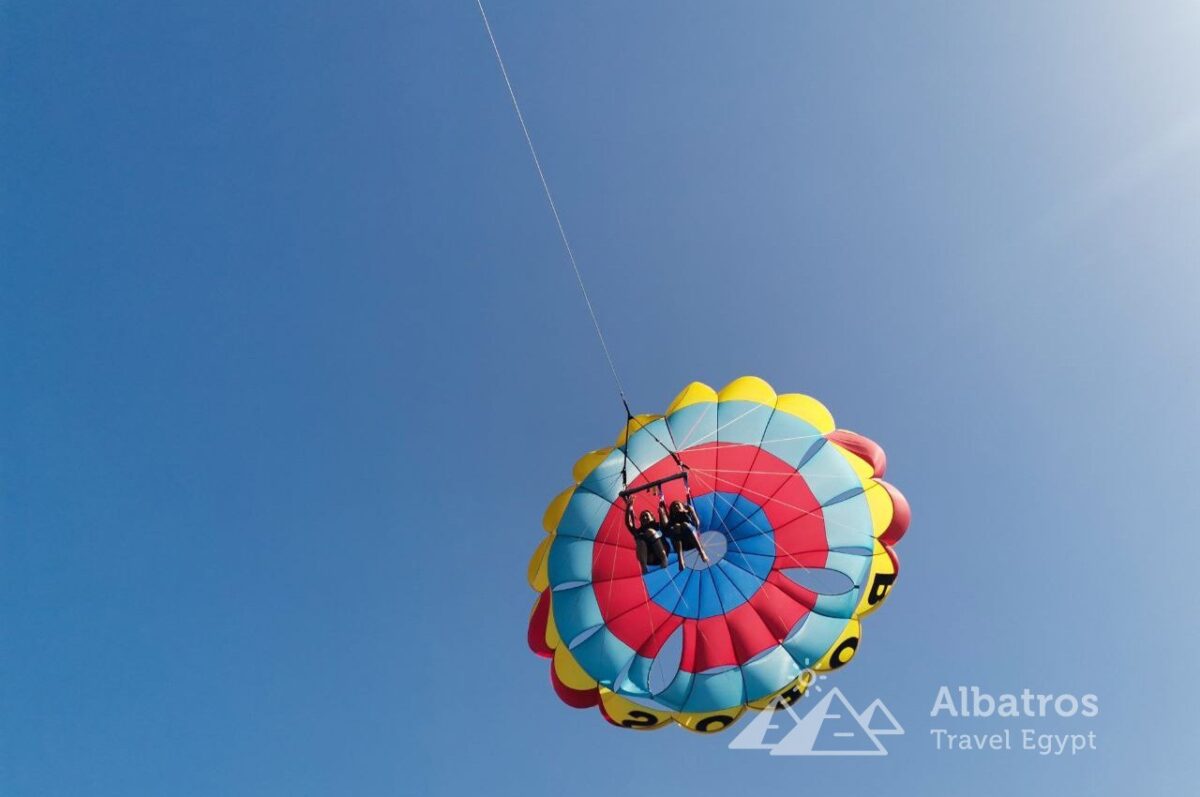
[{"left": 527, "top": 376, "right": 910, "bottom": 732}]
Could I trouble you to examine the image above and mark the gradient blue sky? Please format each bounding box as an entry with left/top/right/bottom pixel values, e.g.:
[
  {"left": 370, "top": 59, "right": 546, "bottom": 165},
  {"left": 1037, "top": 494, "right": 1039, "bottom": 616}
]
[{"left": 4, "top": 2, "right": 1200, "bottom": 795}]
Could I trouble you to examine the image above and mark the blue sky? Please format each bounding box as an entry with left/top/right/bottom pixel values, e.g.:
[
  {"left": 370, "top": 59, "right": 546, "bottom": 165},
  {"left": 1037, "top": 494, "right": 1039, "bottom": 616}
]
[{"left": 4, "top": 2, "right": 1199, "bottom": 794}]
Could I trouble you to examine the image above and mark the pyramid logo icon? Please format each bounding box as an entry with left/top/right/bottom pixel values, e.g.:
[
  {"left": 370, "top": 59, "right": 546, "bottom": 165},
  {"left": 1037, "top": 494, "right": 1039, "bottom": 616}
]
[
  {"left": 729, "top": 688, "right": 904, "bottom": 756},
  {"left": 860, "top": 698, "right": 904, "bottom": 736}
]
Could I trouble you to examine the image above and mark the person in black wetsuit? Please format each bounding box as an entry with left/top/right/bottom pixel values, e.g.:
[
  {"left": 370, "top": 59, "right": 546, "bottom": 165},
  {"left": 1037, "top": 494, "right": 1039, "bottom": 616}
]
[
  {"left": 624, "top": 501, "right": 669, "bottom": 574},
  {"left": 662, "top": 499, "right": 709, "bottom": 572}
]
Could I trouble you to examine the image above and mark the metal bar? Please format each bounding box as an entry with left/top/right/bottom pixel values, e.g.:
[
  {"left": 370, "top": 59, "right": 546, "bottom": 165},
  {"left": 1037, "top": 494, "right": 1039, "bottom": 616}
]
[{"left": 618, "top": 471, "right": 689, "bottom": 500}]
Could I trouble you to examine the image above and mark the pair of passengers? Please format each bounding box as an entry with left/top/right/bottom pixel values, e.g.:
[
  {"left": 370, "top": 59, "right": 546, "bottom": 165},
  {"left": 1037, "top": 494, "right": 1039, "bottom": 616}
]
[{"left": 623, "top": 498, "right": 709, "bottom": 574}]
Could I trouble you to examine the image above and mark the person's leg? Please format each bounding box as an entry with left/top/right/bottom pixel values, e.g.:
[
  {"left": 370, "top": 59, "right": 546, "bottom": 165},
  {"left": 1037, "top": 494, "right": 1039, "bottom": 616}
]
[
  {"left": 690, "top": 525, "right": 710, "bottom": 562},
  {"left": 636, "top": 538, "right": 649, "bottom": 574},
  {"left": 673, "top": 523, "right": 696, "bottom": 551},
  {"left": 653, "top": 539, "right": 669, "bottom": 568}
]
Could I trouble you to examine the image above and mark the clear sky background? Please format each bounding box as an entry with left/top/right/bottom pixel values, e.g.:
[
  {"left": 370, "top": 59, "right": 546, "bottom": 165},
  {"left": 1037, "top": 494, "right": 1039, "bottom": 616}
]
[{"left": 4, "top": 2, "right": 1200, "bottom": 795}]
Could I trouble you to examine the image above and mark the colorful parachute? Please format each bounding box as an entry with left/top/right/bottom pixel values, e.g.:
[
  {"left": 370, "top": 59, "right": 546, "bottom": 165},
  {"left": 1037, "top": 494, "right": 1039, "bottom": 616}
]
[{"left": 526, "top": 376, "right": 910, "bottom": 732}]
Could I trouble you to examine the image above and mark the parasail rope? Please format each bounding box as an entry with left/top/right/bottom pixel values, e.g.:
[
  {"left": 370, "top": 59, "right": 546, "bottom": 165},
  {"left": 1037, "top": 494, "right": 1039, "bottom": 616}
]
[{"left": 474, "top": 0, "right": 629, "bottom": 408}]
